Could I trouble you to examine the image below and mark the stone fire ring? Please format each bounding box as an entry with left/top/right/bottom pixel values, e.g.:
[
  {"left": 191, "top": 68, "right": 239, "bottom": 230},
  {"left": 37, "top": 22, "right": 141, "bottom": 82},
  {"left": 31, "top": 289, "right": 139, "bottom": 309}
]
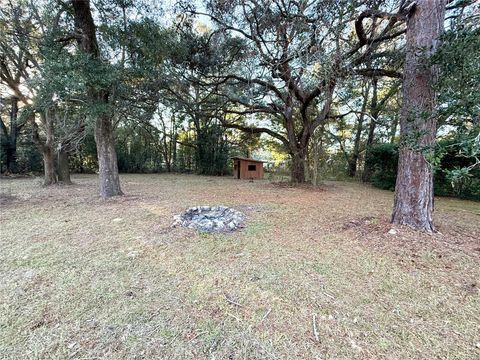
[{"left": 172, "top": 206, "right": 244, "bottom": 232}]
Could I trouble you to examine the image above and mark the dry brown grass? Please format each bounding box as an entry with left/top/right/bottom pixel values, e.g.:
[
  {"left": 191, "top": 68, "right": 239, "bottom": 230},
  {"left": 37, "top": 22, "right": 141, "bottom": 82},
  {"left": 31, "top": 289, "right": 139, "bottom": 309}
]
[{"left": 0, "top": 174, "right": 479, "bottom": 359}]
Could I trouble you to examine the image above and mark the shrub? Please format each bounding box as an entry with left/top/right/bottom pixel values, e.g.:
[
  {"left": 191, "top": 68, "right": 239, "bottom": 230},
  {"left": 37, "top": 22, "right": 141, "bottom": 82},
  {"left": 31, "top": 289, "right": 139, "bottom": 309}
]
[
  {"left": 364, "top": 143, "right": 398, "bottom": 191},
  {"left": 365, "top": 141, "right": 480, "bottom": 200}
]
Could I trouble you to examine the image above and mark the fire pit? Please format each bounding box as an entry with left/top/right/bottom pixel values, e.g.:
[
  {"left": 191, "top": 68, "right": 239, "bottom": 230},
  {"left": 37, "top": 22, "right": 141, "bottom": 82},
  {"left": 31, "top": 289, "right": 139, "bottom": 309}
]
[{"left": 172, "top": 206, "right": 244, "bottom": 232}]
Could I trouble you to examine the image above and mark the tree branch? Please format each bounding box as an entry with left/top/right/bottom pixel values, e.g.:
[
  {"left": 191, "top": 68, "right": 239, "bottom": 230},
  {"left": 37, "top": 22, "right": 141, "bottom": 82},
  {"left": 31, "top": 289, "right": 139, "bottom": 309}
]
[
  {"left": 221, "top": 120, "right": 289, "bottom": 147},
  {"left": 354, "top": 68, "right": 403, "bottom": 79}
]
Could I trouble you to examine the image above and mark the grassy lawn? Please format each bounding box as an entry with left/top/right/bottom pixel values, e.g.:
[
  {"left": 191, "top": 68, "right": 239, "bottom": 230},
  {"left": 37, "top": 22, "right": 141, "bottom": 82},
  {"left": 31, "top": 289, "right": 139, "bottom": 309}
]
[{"left": 1, "top": 174, "right": 479, "bottom": 359}]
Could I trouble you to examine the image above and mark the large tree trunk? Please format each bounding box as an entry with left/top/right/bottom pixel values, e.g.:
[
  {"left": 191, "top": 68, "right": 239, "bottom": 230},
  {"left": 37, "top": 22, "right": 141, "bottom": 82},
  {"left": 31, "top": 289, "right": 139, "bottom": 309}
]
[
  {"left": 72, "top": 0, "right": 122, "bottom": 198},
  {"left": 34, "top": 111, "right": 57, "bottom": 186},
  {"left": 95, "top": 115, "right": 122, "bottom": 198},
  {"left": 391, "top": 0, "right": 446, "bottom": 231},
  {"left": 43, "top": 147, "right": 57, "bottom": 186},
  {"left": 291, "top": 150, "right": 307, "bottom": 183},
  {"left": 57, "top": 151, "right": 72, "bottom": 184}
]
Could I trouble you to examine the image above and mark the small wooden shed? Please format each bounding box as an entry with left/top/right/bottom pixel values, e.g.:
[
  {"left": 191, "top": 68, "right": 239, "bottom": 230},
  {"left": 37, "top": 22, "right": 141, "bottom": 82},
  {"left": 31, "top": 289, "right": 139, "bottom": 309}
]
[{"left": 232, "top": 157, "right": 264, "bottom": 180}]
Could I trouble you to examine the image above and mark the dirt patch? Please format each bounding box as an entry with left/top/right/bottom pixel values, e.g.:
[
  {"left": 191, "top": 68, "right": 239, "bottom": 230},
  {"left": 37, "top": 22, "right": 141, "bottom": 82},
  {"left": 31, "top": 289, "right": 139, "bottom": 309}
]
[
  {"left": 0, "top": 193, "right": 17, "bottom": 205},
  {"left": 342, "top": 215, "right": 480, "bottom": 260}
]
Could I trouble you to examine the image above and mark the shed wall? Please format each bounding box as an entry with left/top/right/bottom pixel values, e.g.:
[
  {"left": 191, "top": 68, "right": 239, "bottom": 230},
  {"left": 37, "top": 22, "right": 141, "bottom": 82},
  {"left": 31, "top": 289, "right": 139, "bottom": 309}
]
[{"left": 233, "top": 159, "right": 264, "bottom": 179}]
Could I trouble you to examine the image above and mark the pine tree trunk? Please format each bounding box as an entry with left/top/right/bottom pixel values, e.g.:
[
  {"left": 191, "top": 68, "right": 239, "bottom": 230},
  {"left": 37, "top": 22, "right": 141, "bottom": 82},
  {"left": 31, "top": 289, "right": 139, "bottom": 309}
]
[
  {"left": 391, "top": 0, "right": 446, "bottom": 231},
  {"left": 95, "top": 115, "right": 122, "bottom": 198},
  {"left": 57, "top": 151, "right": 72, "bottom": 184}
]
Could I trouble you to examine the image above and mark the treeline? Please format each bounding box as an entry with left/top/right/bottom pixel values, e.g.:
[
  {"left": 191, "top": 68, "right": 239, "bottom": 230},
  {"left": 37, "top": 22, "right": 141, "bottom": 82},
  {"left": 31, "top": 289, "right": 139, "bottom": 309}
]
[
  {"left": 0, "top": 121, "right": 235, "bottom": 176},
  {"left": 1, "top": 0, "right": 479, "bottom": 230}
]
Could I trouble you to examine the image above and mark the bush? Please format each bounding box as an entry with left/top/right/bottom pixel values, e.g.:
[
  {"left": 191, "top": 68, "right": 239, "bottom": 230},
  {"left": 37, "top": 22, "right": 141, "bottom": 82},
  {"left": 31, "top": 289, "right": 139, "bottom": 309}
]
[
  {"left": 365, "top": 141, "right": 480, "bottom": 200},
  {"left": 364, "top": 143, "right": 398, "bottom": 191},
  {"left": 433, "top": 137, "right": 480, "bottom": 200},
  {"left": 0, "top": 124, "right": 43, "bottom": 174}
]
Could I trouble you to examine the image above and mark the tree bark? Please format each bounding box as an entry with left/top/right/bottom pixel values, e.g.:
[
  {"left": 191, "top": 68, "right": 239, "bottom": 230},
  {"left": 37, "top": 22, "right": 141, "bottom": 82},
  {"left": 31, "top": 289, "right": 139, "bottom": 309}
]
[
  {"left": 72, "top": 0, "right": 122, "bottom": 198},
  {"left": 57, "top": 150, "right": 72, "bottom": 184},
  {"left": 95, "top": 115, "right": 122, "bottom": 197},
  {"left": 291, "top": 150, "right": 306, "bottom": 183},
  {"left": 33, "top": 111, "right": 57, "bottom": 186},
  {"left": 391, "top": 0, "right": 446, "bottom": 231},
  {"left": 42, "top": 147, "right": 57, "bottom": 186}
]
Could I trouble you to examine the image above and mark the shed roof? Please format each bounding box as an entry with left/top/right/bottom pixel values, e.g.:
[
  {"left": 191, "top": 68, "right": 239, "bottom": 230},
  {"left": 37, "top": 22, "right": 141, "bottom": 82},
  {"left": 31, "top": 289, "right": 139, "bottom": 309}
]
[{"left": 231, "top": 156, "right": 265, "bottom": 163}]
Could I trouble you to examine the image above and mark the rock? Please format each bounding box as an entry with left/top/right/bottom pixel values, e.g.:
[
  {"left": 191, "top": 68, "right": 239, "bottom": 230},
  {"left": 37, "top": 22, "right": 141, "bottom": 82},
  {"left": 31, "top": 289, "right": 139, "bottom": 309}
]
[
  {"left": 200, "top": 220, "right": 214, "bottom": 231},
  {"left": 172, "top": 205, "right": 244, "bottom": 232},
  {"left": 213, "top": 219, "right": 224, "bottom": 229},
  {"left": 388, "top": 228, "right": 397, "bottom": 235}
]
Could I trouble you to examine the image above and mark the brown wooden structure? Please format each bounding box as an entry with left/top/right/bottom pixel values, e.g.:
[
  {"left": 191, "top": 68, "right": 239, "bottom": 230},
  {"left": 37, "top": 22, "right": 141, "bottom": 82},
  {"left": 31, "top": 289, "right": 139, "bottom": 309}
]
[{"left": 232, "top": 157, "right": 264, "bottom": 180}]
